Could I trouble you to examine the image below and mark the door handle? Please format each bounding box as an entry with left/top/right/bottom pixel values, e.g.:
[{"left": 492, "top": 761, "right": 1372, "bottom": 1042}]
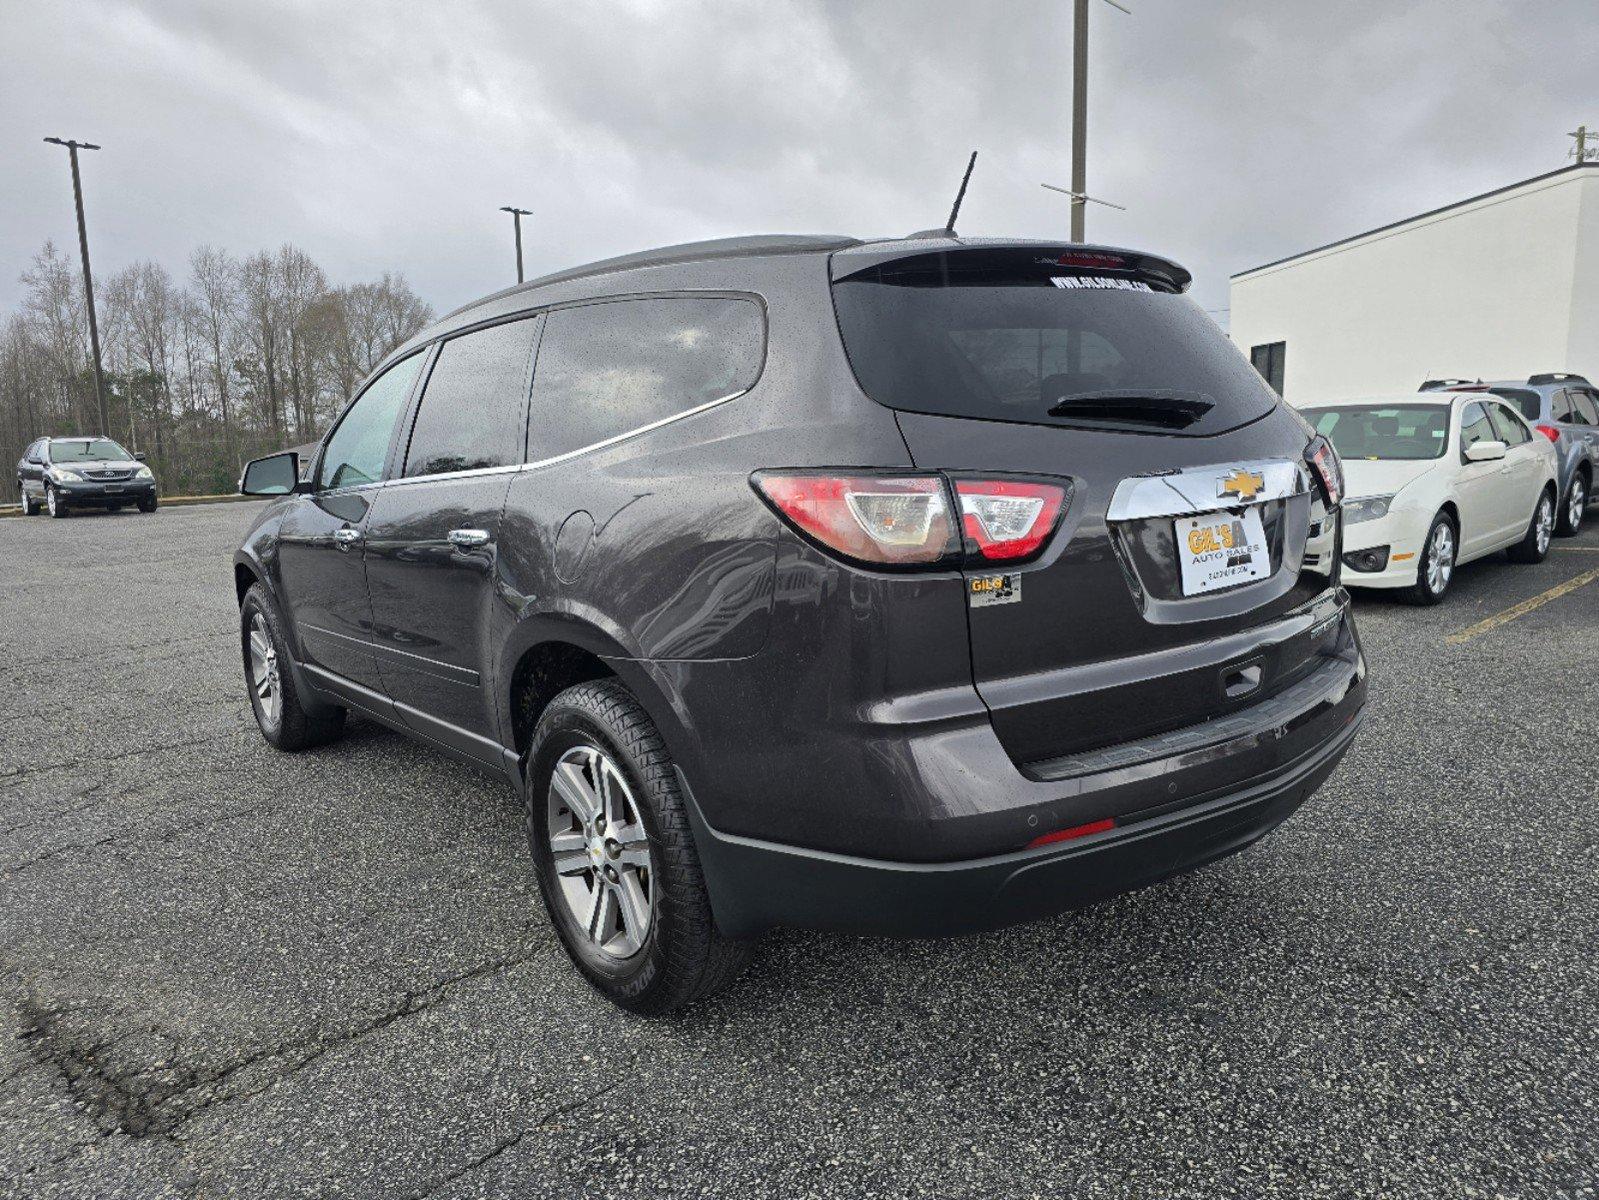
[
  {"left": 333, "top": 527, "right": 362, "bottom": 546},
  {"left": 448, "top": 528, "right": 491, "bottom": 547}
]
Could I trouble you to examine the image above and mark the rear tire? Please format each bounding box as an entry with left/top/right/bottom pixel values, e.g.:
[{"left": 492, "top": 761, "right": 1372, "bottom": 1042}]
[
  {"left": 1556, "top": 471, "right": 1588, "bottom": 537},
  {"left": 525, "top": 678, "right": 750, "bottom": 1014},
  {"left": 1507, "top": 488, "right": 1556, "bottom": 564},
  {"left": 1400, "top": 512, "right": 1456, "bottom": 605},
  {"left": 18, "top": 487, "right": 36, "bottom": 516},
  {"left": 46, "top": 486, "right": 68, "bottom": 518},
  {"left": 240, "top": 583, "right": 346, "bottom": 751}
]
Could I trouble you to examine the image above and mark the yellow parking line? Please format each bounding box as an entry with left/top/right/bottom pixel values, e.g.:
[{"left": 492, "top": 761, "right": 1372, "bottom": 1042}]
[{"left": 1446, "top": 568, "right": 1599, "bottom": 645}]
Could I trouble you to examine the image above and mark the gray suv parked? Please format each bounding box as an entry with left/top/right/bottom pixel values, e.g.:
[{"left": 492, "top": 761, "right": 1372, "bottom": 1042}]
[
  {"left": 16, "top": 436, "right": 158, "bottom": 517},
  {"left": 1423, "top": 374, "right": 1599, "bottom": 535},
  {"left": 235, "top": 234, "right": 1366, "bottom": 1012}
]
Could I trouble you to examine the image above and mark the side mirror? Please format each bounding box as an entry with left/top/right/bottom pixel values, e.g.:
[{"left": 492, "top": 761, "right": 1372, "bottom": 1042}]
[
  {"left": 1464, "top": 440, "right": 1507, "bottom": 463},
  {"left": 134, "top": 452, "right": 147, "bottom": 463},
  {"left": 240, "top": 451, "right": 304, "bottom": 496}
]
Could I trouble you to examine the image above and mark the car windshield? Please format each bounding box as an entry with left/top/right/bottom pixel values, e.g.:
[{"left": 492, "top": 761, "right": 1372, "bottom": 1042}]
[
  {"left": 1310, "top": 405, "right": 1449, "bottom": 460},
  {"left": 49, "top": 439, "right": 132, "bottom": 463},
  {"left": 831, "top": 252, "right": 1279, "bottom": 437}
]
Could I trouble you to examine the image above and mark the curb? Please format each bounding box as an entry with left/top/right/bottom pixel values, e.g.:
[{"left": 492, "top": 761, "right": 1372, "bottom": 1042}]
[{"left": 0, "top": 493, "right": 261, "bottom": 518}]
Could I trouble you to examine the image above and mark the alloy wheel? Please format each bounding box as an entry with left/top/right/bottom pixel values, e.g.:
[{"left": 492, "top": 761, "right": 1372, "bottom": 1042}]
[
  {"left": 1536, "top": 496, "right": 1554, "bottom": 555},
  {"left": 1569, "top": 479, "right": 1587, "bottom": 531},
  {"left": 247, "top": 612, "right": 281, "bottom": 729},
  {"left": 1427, "top": 522, "right": 1454, "bottom": 595},
  {"left": 546, "top": 744, "right": 654, "bottom": 960},
  {"left": 46, "top": 488, "right": 58, "bottom": 517}
]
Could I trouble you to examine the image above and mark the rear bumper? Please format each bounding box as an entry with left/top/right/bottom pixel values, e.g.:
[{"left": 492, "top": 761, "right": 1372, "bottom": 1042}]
[{"left": 685, "top": 682, "right": 1364, "bottom": 938}]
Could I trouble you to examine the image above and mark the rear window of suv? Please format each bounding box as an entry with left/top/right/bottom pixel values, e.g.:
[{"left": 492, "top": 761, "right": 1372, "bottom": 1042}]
[{"left": 831, "top": 251, "right": 1279, "bottom": 436}]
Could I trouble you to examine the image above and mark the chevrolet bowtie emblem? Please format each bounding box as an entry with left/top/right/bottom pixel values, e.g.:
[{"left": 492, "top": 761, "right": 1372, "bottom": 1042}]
[{"left": 1218, "top": 468, "right": 1265, "bottom": 502}]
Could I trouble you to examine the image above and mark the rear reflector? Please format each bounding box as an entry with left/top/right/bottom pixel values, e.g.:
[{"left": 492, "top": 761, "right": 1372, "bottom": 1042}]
[
  {"left": 1027, "top": 818, "right": 1116, "bottom": 849},
  {"left": 751, "top": 471, "right": 958, "bottom": 567},
  {"left": 1535, "top": 424, "right": 1561, "bottom": 444},
  {"left": 955, "top": 479, "right": 1068, "bottom": 562}
]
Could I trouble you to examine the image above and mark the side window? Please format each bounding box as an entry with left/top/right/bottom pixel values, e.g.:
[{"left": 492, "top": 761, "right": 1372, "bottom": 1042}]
[
  {"left": 317, "top": 353, "right": 425, "bottom": 490},
  {"left": 402, "top": 317, "right": 538, "bottom": 478},
  {"left": 1571, "top": 390, "right": 1599, "bottom": 426},
  {"left": 1460, "top": 402, "right": 1496, "bottom": 452},
  {"left": 1250, "top": 341, "right": 1286, "bottom": 396},
  {"left": 1551, "top": 390, "right": 1576, "bottom": 423},
  {"left": 528, "top": 297, "right": 764, "bottom": 460},
  {"left": 1486, "top": 403, "right": 1531, "bottom": 446}
]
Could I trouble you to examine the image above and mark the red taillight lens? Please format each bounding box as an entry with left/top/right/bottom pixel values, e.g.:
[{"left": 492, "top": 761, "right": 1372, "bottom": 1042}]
[
  {"left": 955, "top": 479, "right": 1068, "bottom": 562},
  {"left": 1027, "top": 817, "right": 1116, "bottom": 849},
  {"left": 1306, "top": 436, "right": 1344, "bottom": 507},
  {"left": 1536, "top": 424, "right": 1561, "bottom": 444},
  {"left": 751, "top": 472, "right": 959, "bottom": 567},
  {"left": 1056, "top": 251, "right": 1127, "bottom": 269}
]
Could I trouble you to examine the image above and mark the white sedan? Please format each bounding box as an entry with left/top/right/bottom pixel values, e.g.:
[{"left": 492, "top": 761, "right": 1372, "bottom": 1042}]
[{"left": 1297, "top": 392, "right": 1558, "bottom": 604}]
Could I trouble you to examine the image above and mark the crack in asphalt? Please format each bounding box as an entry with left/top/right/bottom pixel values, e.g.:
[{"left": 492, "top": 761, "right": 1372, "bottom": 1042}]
[
  {"left": 0, "top": 730, "right": 245, "bottom": 784},
  {"left": 1, "top": 794, "right": 279, "bottom": 878},
  {"left": 406, "top": 1081, "right": 624, "bottom": 1200}
]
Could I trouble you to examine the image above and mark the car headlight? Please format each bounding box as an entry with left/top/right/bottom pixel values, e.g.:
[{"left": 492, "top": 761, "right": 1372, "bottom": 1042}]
[
  {"left": 1343, "top": 495, "right": 1394, "bottom": 525},
  {"left": 49, "top": 468, "right": 84, "bottom": 483},
  {"left": 134, "top": 465, "right": 154, "bottom": 480}
]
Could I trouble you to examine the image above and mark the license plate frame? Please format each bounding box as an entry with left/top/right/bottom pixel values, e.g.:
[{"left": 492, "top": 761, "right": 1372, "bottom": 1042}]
[{"left": 1174, "top": 508, "right": 1270, "bottom": 595}]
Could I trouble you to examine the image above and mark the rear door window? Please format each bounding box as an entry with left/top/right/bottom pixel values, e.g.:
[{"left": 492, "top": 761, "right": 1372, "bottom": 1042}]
[
  {"left": 528, "top": 297, "right": 764, "bottom": 460},
  {"left": 1571, "top": 390, "right": 1599, "bottom": 425},
  {"left": 831, "top": 250, "right": 1278, "bottom": 436},
  {"left": 402, "top": 317, "right": 539, "bottom": 478},
  {"left": 1551, "top": 390, "right": 1576, "bottom": 423}
]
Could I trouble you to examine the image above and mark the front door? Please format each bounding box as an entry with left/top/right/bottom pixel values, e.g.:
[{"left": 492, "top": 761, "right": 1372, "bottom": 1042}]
[
  {"left": 273, "top": 351, "right": 426, "bottom": 700},
  {"left": 362, "top": 315, "right": 539, "bottom": 764},
  {"left": 1454, "top": 400, "right": 1513, "bottom": 554}
]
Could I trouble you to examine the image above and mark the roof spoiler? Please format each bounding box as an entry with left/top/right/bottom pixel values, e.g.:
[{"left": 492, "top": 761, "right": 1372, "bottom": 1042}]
[
  {"left": 830, "top": 241, "right": 1192, "bottom": 292},
  {"left": 1529, "top": 372, "right": 1591, "bottom": 387}
]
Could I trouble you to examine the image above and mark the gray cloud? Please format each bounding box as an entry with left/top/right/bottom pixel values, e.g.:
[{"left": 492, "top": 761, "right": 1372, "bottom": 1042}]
[{"left": 4, "top": 0, "right": 1591, "bottom": 322}]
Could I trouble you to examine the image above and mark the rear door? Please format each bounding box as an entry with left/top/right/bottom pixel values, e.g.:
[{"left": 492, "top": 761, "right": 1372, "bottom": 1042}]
[
  {"left": 362, "top": 315, "right": 540, "bottom": 764},
  {"left": 830, "top": 245, "right": 1336, "bottom": 766}
]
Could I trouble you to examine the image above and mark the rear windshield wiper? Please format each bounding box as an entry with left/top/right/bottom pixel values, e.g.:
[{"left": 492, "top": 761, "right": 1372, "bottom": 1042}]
[{"left": 1045, "top": 389, "right": 1216, "bottom": 430}]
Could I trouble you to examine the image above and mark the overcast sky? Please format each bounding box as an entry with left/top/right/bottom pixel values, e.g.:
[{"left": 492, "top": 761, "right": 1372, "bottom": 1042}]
[{"left": 2, "top": 0, "right": 1591, "bottom": 325}]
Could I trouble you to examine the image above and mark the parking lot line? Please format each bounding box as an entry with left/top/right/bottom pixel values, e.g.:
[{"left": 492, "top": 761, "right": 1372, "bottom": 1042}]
[{"left": 1445, "top": 567, "right": 1599, "bottom": 645}]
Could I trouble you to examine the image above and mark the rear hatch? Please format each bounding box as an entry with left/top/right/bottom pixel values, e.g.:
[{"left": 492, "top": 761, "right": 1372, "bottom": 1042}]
[{"left": 830, "top": 241, "right": 1341, "bottom": 769}]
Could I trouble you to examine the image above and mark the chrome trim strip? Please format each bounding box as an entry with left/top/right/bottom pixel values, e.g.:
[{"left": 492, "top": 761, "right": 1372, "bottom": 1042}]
[
  {"left": 1106, "top": 458, "right": 1310, "bottom": 522},
  {"left": 339, "top": 388, "right": 751, "bottom": 494}
]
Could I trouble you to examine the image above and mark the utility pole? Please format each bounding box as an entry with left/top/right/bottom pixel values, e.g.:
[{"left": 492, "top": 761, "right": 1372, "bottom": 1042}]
[
  {"left": 499, "top": 206, "right": 532, "bottom": 283},
  {"left": 1572, "top": 125, "right": 1599, "bottom": 163},
  {"left": 1070, "top": 0, "right": 1130, "bottom": 243},
  {"left": 44, "top": 137, "right": 109, "bottom": 435}
]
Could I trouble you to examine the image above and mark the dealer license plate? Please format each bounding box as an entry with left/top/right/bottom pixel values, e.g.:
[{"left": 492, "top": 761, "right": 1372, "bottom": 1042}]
[{"left": 1175, "top": 508, "right": 1270, "bottom": 595}]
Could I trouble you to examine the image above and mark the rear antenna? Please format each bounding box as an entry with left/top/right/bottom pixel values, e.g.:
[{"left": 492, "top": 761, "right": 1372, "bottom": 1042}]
[{"left": 945, "top": 150, "right": 978, "bottom": 233}]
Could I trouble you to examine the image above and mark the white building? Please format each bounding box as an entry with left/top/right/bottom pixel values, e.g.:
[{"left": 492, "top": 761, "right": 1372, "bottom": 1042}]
[{"left": 1229, "top": 162, "right": 1599, "bottom": 404}]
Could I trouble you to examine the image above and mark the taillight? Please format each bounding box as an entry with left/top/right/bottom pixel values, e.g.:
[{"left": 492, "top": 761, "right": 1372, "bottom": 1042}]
[
  {"left": 1535, "top": 424, "right": 1561, "bottom": 444},
  {"left": 955, "top": 479, "right": 1068, "bottom": 562},
  {"left": 750, "top": 472, "right": 959, "bottom": 567},
  {"left": 752, "top": 472, "right": 1071, "bottom": 569},
  {"left": 1305, "top": 436, "right": 1344, "bottom": 507}
]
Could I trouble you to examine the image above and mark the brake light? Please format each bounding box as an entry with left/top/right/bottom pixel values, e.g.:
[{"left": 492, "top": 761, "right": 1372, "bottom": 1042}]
[
  {"left": 1535, "top": 424, "right": 1561, "bottom": 444},
  {"left": 1027, "top": 817, "right": 1116, "bottom": 849},
  {"left": 1055, "top": 251, "right": 1127, "bottom": 269},
  {"left": 750, "top": 472, "right": 958, "bottom": 567},
  {"left": 1305, "top": 436, "right": 1344, "bottom": 507},
  {"left": 955, "top": 479, "right": 1068, "bottom": 561}
]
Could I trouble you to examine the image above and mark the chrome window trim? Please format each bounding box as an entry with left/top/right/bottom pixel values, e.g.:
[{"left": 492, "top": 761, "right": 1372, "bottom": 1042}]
[{"left": 1106, "top": 458, "right": 1311, "bottom": 522}]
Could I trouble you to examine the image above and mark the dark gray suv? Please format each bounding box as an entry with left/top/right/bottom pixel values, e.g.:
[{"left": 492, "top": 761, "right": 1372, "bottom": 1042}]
[{"left": 234, "top": 235, "right": 1366, "bottom": 1012}]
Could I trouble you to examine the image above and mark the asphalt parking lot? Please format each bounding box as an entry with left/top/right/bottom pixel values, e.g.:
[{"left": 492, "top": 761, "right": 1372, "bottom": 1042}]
[{"left": 3, "top": 501, "right": 1597, "bottom": 1200}]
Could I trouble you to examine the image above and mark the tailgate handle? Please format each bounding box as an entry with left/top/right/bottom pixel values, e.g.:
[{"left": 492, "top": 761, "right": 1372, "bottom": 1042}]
[{"left": 1222, "top": 660, "right": 1263, "bottom": 700}]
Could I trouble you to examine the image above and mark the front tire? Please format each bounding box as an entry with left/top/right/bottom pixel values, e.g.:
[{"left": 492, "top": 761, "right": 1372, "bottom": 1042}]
[
  {"left": 526, "top": 679, "right": 750, "bottom": 1014},
  {"left": 1507, "top": 488, "right": 1556, "bottom": 564},
  {"left": 137, "top": 494, "right": 158, "bottom": 514},
  {"left": 45, "top": 486, "right": 68, "bottom": 518},
  {"left": 1556, "top": 472, "right": 1588, "bottom": 537},
  {"left": 240, "top": 583, "right": 346, "bottom": 751},
  {"left": 1401, "top": 512, "right": 1456, "bottom": 605}
]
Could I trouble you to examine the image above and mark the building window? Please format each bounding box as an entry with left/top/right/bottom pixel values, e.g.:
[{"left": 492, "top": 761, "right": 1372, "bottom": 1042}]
[{"left": 1250, "top": 341, "right": 1286, "bottom": 396}]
